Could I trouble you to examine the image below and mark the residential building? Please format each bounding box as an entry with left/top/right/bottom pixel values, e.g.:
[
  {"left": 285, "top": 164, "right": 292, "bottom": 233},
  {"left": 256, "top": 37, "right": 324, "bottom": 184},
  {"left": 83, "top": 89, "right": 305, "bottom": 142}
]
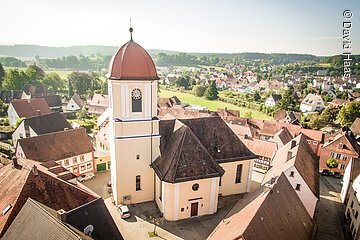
[
  {"left": 208, "top": 174, "right": 315, "bottom": 240},
  {"left": 67, "top": 93, "right": 84, "bottom": 111},
  {"left": 94, "top": 122, "right": 111, "bottom": 172},
  {"left": 38, "top": 95, "right": 62, "bottom": 112},
  {"left": 12, "top": 112, "right": 72, "bottom": 147},
  {"left": 15, "top": 128, "right": 94, "bottom": 176},
  {"left": 262, "top": 134, "right": 319, "bottom": 217},
  {"left": 320, "top": 128, "right": 360, "bottom": 175},
  {"left": 341, "top": 158, "right": 360, "bottom": 204},
  {"left": 264, "top": 94, "right": 282, "bottom": 108},
  {"left": 345, "top": 169, "right": 360, "bottom": 239},
  {"left": 0, "top": 159, "right": 122, "bottom": 239},
  {"left": 88, "top": 94, "right": 109, "bottom": 115},
  {"left": 274, "top": 110, "right": 301, "bottom": 125},
  {"left": 351, "top": 118, "right": 360, "bottom": 137},
  {"left": 0, "top": 90, "right": 26, "bottom": 104},
  {"left": 108, "top": 34, "right": 256, "bottom": 221},
  {"left": 216, "top": 108, "right": 240, "bottom": 120},
  {"left": 300, "top": 94, "right": 325, "bottom": 112},
  {"left": 8, "top": 99, "right": 52, "bottom": 126}
]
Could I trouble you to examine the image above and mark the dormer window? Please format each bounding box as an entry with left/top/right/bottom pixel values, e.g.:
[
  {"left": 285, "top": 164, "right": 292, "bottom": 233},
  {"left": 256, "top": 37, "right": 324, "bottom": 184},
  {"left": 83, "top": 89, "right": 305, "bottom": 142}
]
[
  {"left": 131, "top": 88, "right": 142, "bottom": 112},
  {"left": 339, "top": 143, "right": 344, "bottom": 149}
]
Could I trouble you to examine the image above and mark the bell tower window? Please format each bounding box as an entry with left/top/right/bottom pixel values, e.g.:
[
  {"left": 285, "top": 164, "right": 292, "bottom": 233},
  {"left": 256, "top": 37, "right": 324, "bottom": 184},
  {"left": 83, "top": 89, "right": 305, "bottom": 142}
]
[{"left": 131, "top": 88, "right": 142, "bottom": 112}]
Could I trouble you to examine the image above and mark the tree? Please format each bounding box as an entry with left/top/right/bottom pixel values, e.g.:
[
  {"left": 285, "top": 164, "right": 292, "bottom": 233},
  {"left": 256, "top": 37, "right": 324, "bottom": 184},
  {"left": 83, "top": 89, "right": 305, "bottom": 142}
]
[
  {"left": 0, "top": 63, "right": 5, "bottom": 83},
  {"left": 27, "top": 64, "right": 45, "bottom": 80},
  {"left": 204, "top": 80, "right": 218, "bottom": 100},
  {"left": 76, "top": 109, "right": 88, "bottom": 120},
  {"left": 253, "top": 90, "right": 261, "bottom": 102},
  {"left": 308, "top": 114, "right": 326, "bottom": 130},
  {"left": 68, "top": 79, "right": 74, "bottom": 98},
  {"left": 193, "top": 85, "right": 206, "bottom": 97},
  {"left": 326, "top": 158, "right": 338, "bottom": 168},
  {"left": 338, "top": 101, "right": 360, "bottom": 126},
  {"left": 42, "top": 73, "right": 65, "bottom": 92},
  {"left": 2, "top": 69, "right": 30, "bottom": 90},
  {"left": 320, "top": 105, "right": 339, "bottom": 125},
  {"left": 277, "top": 88, "right": 297, "bottom": 111},
  {"left": 174, "top": 76, "right": 191, "bottom": 89},
  {"left": 68, "top": 71, "right": 101, "bottom": 96}
]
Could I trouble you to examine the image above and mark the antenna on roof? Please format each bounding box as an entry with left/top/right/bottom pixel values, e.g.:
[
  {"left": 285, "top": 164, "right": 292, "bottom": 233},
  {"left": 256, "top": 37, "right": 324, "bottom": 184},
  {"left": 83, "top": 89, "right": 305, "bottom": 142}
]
[{"left": 129, "top": 17, "right": 133, "bottom": 41}]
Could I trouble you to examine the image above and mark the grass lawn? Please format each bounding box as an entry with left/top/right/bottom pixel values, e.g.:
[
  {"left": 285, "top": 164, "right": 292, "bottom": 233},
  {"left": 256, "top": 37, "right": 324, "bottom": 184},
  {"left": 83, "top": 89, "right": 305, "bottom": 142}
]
[{"left": 159, "top": 89, "right": 273, "bottom": 120}]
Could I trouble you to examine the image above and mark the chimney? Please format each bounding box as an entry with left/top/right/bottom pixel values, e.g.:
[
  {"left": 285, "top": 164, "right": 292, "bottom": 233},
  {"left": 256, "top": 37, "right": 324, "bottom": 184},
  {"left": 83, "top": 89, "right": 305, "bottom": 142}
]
[
  {"left": 57, "top": 209, "right": 67, "bottom": 222},
  {"left": 244, "top": 134, "right": 248, "bottom": 139},
  {"left": 36, "top": 109, "right": 41, "bottom": 115},
  {"left": 32, "top": 165, "right": 38, "bottom": 176},
  {"left": 290, "top": 140, "right": 296, "bottom": 149},
  {"left": 286, "top": 151, "right": 293, "bottom": 161}
]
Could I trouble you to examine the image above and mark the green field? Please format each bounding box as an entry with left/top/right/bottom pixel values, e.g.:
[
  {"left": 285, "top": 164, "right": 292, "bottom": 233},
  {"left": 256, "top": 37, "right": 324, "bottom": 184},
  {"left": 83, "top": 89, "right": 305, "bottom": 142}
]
[{"left": 159, "top": 89, "right": 273, "bottom": 120}]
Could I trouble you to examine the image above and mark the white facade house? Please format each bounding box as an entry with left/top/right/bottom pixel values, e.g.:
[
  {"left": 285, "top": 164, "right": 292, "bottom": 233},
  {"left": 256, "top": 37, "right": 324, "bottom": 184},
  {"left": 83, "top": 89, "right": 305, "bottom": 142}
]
[
  {"left": 265, "top": 94, "right": 282, "bottom": 108},
  {"left": 341, "top": 158, "right": 360, "bottom": 203},
  {"left": 66, "top": 93, "right": 84, "bottom": 111},
  {"left": 7, "top": 99, "right": 51, "bottom": 126},
  {"left": 300, "top": 94, "right": 325, "bottom": 112},
  {"left": 345, "top": 172, "right": 360, "bottom": 239}
]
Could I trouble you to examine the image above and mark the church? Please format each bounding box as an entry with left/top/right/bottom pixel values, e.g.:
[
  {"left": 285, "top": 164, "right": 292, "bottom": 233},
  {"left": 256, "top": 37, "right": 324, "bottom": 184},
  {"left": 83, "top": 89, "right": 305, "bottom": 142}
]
[{"left": 108, "top": 28, "right": 256, "bottom": 221}]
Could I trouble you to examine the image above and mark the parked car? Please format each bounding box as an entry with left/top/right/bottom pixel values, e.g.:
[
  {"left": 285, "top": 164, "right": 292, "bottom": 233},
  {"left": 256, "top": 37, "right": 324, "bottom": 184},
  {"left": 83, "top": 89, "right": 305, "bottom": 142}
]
[
  {"left": 118, "top": 205, "right": 131, "bottom": 219},
  {"left": 77, "top": 172, "right": 95, "bottom": 182},
  {"left": 333, "top": 172, "right": 342, "bottom": 179},
  {"left": 321, "top": 169, "right": 333, "bottom": 176}
]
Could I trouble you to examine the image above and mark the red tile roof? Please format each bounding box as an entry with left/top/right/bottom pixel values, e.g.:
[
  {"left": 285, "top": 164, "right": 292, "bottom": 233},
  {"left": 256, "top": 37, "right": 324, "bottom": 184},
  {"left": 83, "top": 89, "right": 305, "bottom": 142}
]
[
  {"left": 10, "top": 99, "right": 51, "bottom": 118},
  {"left": 108, "top": 40, "right": 159, "bottom": 80}
]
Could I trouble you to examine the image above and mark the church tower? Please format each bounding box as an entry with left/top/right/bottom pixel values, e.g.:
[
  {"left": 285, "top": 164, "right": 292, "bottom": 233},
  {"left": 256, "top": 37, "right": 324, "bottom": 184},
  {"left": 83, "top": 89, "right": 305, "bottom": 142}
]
[{"left": 108, "top": 27, "right": 160, "bottom": 205}]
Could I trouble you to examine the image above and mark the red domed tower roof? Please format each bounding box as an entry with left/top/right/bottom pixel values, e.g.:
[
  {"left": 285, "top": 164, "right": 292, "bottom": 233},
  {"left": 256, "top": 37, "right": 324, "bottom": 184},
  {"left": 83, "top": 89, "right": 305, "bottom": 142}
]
[{"left": 108, "top": 39, "right": 159, "bottom": 80}]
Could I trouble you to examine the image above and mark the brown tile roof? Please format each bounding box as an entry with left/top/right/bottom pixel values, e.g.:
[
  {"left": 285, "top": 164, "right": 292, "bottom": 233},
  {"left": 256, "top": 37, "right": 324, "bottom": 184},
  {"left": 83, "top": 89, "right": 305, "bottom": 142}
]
[
  {"left": 263, "top": 134, "right": 319, "bottom": 197},
  {"left": 157, "top": 96, "right": 181, "bottom": 108},
  {"left": 22, "top": 84, "right": 47, "bottom": 97},
  {"left": 71, "top": 93, "right": 84, "bottom": 109},
  {"left": 351, "top": 118, "right": 360, "bottom": 135},
  {"left": 158, "top": 107, "right": 217, "bottom": 119},
  {"left": 240, "top": 137, "right": 277, "bottom": 159},
  {"left": 20, "top": 112, "right": 72, "bottom": 135},
  {"left": 271, "top": 127, "right": 293, "bottom": 147},
  {"left": 38, "top": 94, "right": 62, "bottom": 108},
  {"left": 0, "top": 159, "right": 97, "bottom": 237},
  {"left": 152, "top": 124, "right": 224, "bottom": 183},
  {"left": 322, "top": 130, "right": 360, "bottom": 155},
  {"left": 17, "top": 128, "right": 94, "bottom": 162},
  {"left": 2, "top": 198, "right": 93, "bottom": 240},
  {"left": 216, "top": 108, "right": 240, "bottom": 118},
  {"left": 89, "top": 94, "right": 108, "bottom": 107},
  {"left": 300, "top": 128, "right": 324, "bottom": 142},
  {"left": 227, "top": 123, "right": 252, "bottom": 138},
  {"left": 10, "top": 99, "right": 52, "bottom": 118},
  {"left": 208, "top": 174, "right": 315, "bottom": 240},
  {"left": 88, "top": 105, "right": 108, "bottom": 115},
  {"left": 178, "top": 117, "right": 257, "bottom": 163}
]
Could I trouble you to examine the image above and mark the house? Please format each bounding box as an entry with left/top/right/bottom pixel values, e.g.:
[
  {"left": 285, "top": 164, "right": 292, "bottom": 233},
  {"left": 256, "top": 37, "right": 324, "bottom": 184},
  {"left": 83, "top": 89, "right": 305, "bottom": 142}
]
[
  {"left": 240, "top": 135, "right": 277, "bottom": 173},
  {"left": 22, "top": 84, "right": 47, "bottom": 98},
  {"left": 319, "top": 128, "right": 360, "bottom": 175},
  {"left": 66, "top": 93, "right": 84, "bottom": 111},
  {"left": 94, "top": 122, "right": 111, "bottom": 172},
  {"left": 8, "top": 99, "right": 52, "bottom": 126},
  {"left": 108, "top": 36, "right": 256, "bottom": 221},
  {"left": 15, "top": 128, "right": 94, "bottom": 176},
  {"left": 300, "top": 94, "right": 325, "bottom": 112},
  {"left": 344, "top": 163, "right": 360, "bottom": 239},
  {"left": 12, "top": 112, "right": 72, "bottom": 147},
  {"left": 208, "top": 174, "right": 316, "bottom": 240},
  {"left": 2, "top": 198, "right": 93, "bottom": 240},
  {"left": 351, "top": 118, "right": 360, "bottom": 137},
  {"left": 341, "top": 158, "right": 360, "bottom": 204},
  {"left": 270, "top": 127, "right": 293, "bottom": 148},
  {"left": 216, "top": 108, "right": 240, "bottom": 120},
  {"left": 157, "top": 96, "right": 181, "bottom": 109},
  {"left": 262, "top": 134, "right": 319, "bottom": 217},
  {"left": 38, "top": 95, "right": 62, "bottom": 112},
  {"left": 0, "top": 159, "right": 122, "bottom": 239},
  {"left": 88, "top": 94, "right": 109, "bottom": 115},
  {"left": 274, "top": 110, "right": 301, "bottom": 125}
]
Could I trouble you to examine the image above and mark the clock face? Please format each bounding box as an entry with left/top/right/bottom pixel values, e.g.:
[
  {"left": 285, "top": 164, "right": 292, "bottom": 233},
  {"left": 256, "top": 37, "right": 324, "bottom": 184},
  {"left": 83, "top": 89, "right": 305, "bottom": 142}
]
[{"left": 131, "top": 88, "right": 142, "bottom": 99}]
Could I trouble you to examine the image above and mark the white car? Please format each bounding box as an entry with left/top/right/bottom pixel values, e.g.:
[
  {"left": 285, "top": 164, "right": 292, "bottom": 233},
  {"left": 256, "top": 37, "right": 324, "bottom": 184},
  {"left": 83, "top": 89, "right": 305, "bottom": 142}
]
[
  {"left": 118, "top": 205, "right": 131, "bottom": 219},
  {"left": 77, "top": 172, "right": 95, "bottom": 182}
]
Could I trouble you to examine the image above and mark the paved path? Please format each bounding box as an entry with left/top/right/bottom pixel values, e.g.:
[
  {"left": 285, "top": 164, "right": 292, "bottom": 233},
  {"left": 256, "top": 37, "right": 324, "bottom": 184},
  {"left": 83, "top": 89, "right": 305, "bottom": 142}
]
[{"left": 315, "top": 176, "right": 347, "bottom": 240}]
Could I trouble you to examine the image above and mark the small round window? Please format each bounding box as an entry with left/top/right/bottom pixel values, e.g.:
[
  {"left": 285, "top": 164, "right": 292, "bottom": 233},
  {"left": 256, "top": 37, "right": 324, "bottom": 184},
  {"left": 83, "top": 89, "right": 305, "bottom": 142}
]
[{"left": 192, "top": 183, "right": 199, "bottom": 191}]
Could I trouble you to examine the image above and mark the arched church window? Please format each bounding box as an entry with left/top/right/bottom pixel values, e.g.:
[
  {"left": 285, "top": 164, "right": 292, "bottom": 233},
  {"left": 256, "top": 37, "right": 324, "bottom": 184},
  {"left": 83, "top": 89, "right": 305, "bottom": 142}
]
[{"left": 131, "top": 88, "right": 142, "bottom": 112}]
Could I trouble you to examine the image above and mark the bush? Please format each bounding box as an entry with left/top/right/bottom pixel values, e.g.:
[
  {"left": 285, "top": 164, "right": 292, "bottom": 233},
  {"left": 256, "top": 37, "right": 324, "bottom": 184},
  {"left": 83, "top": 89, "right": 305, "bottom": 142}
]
[
  {"left": 326, "top": 158, "right": 339, "bottom": 168},
  {"left": 192, "top": 85, "right": 206, "bottom": 97}
]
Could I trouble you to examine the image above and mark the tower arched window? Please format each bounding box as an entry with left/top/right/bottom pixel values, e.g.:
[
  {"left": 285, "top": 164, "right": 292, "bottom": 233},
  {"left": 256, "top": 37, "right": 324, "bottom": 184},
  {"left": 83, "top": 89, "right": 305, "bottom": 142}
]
[{"left": 131, "top": 88, "right": 142, "bottom": 112}]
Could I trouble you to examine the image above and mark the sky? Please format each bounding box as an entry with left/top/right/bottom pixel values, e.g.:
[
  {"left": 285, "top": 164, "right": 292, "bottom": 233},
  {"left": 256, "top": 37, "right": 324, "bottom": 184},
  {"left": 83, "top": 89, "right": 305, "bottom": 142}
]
[{"left": 1, "top": 0, "right": 359, "bottom": 56}]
